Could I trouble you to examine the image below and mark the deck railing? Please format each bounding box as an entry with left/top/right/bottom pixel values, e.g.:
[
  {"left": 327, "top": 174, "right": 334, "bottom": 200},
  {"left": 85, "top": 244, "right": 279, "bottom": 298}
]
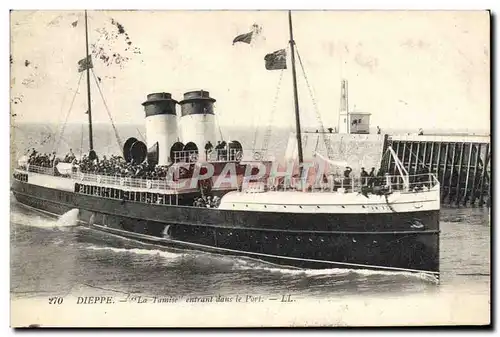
[
  {"left": 24, "top": 165, "right": 56, "bottom": 175},
  {"left": 18, "top": 164, "right": 439, "bottom": 195},
  {"left": 70, "top": 171, "right": 180, "bottom": 191},
  {"left": 19, "top": 164, "right": 180, "bottom": 192},
  {"left": 242, "top": 173, "right": 440, "bottom": 194}
]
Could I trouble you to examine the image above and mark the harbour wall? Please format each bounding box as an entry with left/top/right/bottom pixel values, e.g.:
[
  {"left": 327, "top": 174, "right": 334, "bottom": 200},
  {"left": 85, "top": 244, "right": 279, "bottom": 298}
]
[{"left": 384, "top": 134, "right": 491, "bottom": 207}]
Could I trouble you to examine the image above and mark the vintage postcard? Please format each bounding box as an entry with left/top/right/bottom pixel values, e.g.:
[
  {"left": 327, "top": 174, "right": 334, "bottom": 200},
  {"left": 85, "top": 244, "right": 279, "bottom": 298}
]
[{"left": 10, "top": 10, "right": 490, "bottom": 327}]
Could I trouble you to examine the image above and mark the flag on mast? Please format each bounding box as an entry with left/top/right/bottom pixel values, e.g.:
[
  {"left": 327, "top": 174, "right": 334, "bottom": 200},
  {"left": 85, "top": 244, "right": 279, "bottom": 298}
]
[
  {"left": 264, "top": 49, "right": 287, "bottom": 70},
  {"left": 232, "top": 31, "right": 253, "bottom": 45},
  {"left": 232, "top": 24, "right": 262, "bottom": 45},
  {"left": 77, "top": 55, "right": 93, "bottom": 72}
]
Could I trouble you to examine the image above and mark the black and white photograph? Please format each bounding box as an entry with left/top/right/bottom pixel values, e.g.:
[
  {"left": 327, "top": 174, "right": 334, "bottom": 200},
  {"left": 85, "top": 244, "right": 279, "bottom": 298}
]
[{"left": 9, "top": 9, "right": 490, "bottom": 327}]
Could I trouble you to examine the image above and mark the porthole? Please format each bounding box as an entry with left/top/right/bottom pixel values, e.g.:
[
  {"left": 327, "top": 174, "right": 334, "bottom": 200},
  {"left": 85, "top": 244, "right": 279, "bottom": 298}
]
[
  {"left": 283, "top": 206, "right": 287, "bottom": 208},
  {"left": 299, "top": 205, "right": 302, "bottom": 209},
  {"left": 341, "top": 205, "right": 345, "bottom": 208},
  {"left": 316, "top": 206, "right": 320, "bottom": 209}
]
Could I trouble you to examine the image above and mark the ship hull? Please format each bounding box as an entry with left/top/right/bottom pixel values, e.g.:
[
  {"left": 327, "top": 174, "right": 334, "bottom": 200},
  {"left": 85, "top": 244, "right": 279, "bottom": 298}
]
[{"left": 11, "top": 179, "right": 440, "bottom": 276}]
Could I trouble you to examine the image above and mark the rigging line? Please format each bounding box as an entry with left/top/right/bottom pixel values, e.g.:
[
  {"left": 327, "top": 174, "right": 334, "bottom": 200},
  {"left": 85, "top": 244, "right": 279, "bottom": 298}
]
[
  {"left": 43, "top": 123, "right": 74, "bottom": 150},
  {"left": 48, "top": 73, "right": 85, "bottom": 151},
  {"left": 295, "top": 46, "right": 334, "bottom": 159},
  {"left": 135, "top": 127, "right": 146, "bottom": 142},
  {"left": 214, "top": 113, "right": 225, "bottom": 140},
  {"left": 54, "top": 72, "right": 84, "bottom": 153},
  {"left": 252, "top": 45, "right": 288, "bottom": 152},
  {"left": 91, "top": 68, "right": 123, "bottom": 150},
  {"left": 261, "top": 67, "right": 284, "bottom": 153},
  {"left": 79, "top": 123, "right": 84, "bottom": 160},
  {"left": 49, "top": 86, "right": 71, "bottom": 148},
  {"left": 408, "top": 149, "right": 429, "bottom": 168},
  {"left": 251, "top": 107, "right": 264, "bottom": 151}
]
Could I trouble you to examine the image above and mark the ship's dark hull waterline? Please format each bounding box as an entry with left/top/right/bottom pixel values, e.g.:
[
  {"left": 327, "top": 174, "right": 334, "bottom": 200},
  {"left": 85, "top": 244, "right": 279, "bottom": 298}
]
[{"left": 11, "top": 179, "right": 440, "bottom": 279}]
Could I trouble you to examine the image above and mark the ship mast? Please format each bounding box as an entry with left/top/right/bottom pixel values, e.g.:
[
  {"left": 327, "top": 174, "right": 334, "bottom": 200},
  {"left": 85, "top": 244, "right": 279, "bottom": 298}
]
[
  {"left": 288, "top": 11, "right": 304, "bottom": 168},
  {"left": 84, "top": 10, "right": 94, "bottom": 151}
]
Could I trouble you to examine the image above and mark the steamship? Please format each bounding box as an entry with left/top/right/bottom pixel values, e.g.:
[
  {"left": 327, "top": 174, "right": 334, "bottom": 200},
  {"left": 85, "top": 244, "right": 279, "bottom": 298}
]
[{"left": 11, "top": 11, "right": 440, "bottom": 278}]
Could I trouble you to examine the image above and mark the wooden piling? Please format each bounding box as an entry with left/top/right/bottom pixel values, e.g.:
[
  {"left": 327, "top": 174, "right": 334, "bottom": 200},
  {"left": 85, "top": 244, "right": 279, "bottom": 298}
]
[
  {"left": 436, "top": 142, "right": 443, "bottom": 178},
  {"left": 383, "top": 135, "right": 391, "bottom": 173},
  {"left": 454, "top": 143, "right": 465, "bottom": 206},
  {"left": 441, "top": 143, "right": 449, "bottom": 200},
  {"left": 469, "top": 143, "right": 482, "bottom": 205},
  {"left": 393, "top": 141, "right": 401, "bottom": 175},
  {"left": 429, "top": 142, "right": 435, "bottom": 173},
  {"left": 385, "top": 134, "right": 490, "bottom": 207},
  {"left": 447, "top": 143, "right": 457, "bottom": 204},
  {"left": 414, "top": 142, "right": 421, "bottom": 174},
  {"left": 408, "top": 142, "right": 414, "bottom": 176},
  {"left": 463, "top": 143, "right": 473, "bottom": 206},
  {"left": 402, "top": 141, "right": 407, "bottom": 168},
  {"left": 422, "top": 142, "right": 428, "bottom": 171},
  {"left": 478, "top": 144, "right": 490, "bottom": 206}
]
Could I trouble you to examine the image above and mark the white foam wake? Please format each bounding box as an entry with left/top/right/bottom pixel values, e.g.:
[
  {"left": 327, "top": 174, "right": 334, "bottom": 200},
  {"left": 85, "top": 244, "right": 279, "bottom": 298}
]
[
  {"left": 86, "top": 245, "right": 181, "bottom": 260},
  {"left": 10, "top": 211, "right": 54, "bottom": 229},
  {"left": 54, "top": 209, "right": 80, "bottom": 228},
  {"left": 235, "top": 263, "right": 438, "bottom": 283}
]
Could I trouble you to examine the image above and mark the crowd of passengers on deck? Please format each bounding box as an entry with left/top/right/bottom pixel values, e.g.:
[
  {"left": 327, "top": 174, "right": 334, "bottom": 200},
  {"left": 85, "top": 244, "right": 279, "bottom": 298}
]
[
  {"left": 25, "top": 148, "right": 70, "bottom": 168},
  {"left": 193, "top": 195, "right": 221, "bottom": 208},
  {"left": 24, "top": 148, "right": 173, "bottom": 180},
  {"left": 78, "top": 154, "right": 172, "bottom": 180}
]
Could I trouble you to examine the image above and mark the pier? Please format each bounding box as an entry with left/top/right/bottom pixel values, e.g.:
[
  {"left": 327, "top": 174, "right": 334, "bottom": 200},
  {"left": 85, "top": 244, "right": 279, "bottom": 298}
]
[{"left": 383, "top": 134, "right": 491, "bottom": 207}]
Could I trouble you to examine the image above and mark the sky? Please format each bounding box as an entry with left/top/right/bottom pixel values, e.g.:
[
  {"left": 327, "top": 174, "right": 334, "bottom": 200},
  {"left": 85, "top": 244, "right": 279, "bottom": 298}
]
[{"left": 10, "top": 10, "right": 490, "bottom": 133}]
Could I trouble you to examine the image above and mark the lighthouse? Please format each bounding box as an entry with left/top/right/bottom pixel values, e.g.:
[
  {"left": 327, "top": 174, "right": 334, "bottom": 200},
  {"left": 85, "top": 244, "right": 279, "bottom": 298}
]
[
  {"left": 179, "top": 90, "right": 218, "bottom": 159},
  {"left": 142, "top": 92, "right": 179, "bottom": 166}
]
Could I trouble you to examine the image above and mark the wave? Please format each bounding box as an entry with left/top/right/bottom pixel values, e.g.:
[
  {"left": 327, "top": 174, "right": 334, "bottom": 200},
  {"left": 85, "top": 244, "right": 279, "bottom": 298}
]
[
  {"left": 10, "top": 210, "right": 58, "bottom": 229},
  {"left": 10, "top": 206, "right": 81, "bottom": 232},
  {"left": 55, "top": 209, "right": 79, "bottom": 227},
  {"left": 84, "top": 240, "right": 438, "bottom": 283},
  {"left": 233, "top": 261, "right": 438, "bottom": 283},
  {"left": 85, "top": 245, "right": 182, "bottom": 261}
]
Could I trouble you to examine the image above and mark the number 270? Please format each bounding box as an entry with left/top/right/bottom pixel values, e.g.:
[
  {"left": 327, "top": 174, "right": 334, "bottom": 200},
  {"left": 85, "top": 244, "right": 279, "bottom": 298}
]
[{"left": 48, "top": 297, "right": 64, "bottom": 304}]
